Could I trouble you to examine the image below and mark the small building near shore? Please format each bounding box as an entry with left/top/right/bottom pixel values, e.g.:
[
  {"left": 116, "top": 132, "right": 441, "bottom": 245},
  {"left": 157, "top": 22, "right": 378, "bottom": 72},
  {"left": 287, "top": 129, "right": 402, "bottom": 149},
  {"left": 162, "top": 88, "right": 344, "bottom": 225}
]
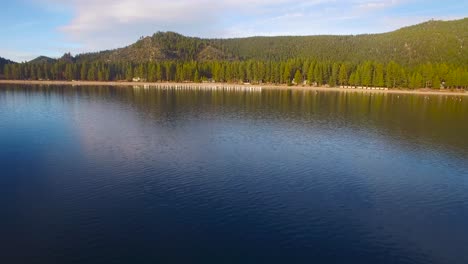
[{"left": 132, "top": 77, "right": 146, "bottom": 82}]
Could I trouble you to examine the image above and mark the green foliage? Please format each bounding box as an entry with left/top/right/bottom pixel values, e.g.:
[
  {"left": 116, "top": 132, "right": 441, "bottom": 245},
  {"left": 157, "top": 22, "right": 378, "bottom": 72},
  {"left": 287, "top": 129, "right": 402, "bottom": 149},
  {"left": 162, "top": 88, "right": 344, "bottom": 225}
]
[
  {"left": 283, "top": 64, "right": 292, "bottom": 84},
  {"left": 3, "top": 59, "right": 467, "bottom": 89},
  {"left": 126, "top": 64, "right": 133, "bottom": 81},
  {"left": 213, "top": 18, "right": 468, "bottom": 66},
  {"left": 314, "top": 63, "right": 323, "bottom": 86},
  {"left": 409, "top": 72, "right": 424, "bottom": 89},
  {"left": 338, "top": 64, "right": 348, "bottom": 86},
  {"left": 65, "top": 64, "right": 73, "bottom": 81},
  {"left": 373, "top": 63, "right": 385, "bottom": 87},
  {"left": 294, "top": 70, "right": 302, "bottom": 85}
]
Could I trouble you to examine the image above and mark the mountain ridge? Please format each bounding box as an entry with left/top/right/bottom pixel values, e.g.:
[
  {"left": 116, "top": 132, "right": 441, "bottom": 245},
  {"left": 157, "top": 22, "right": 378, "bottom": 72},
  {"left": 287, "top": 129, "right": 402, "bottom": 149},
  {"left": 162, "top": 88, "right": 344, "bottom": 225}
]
[
  {"left": 10, "top": 18, "right": 463, "bottom": 67},
  {"left": 64, "top": 18, "right": 467, "bottom": 66}
]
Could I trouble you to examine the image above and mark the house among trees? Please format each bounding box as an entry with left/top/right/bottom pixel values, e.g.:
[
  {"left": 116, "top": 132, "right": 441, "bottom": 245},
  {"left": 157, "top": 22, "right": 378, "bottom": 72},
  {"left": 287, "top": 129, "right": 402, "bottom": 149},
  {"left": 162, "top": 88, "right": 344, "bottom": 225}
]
[{"left": 132, "top": 77, "right": 146, "bottom": 82}]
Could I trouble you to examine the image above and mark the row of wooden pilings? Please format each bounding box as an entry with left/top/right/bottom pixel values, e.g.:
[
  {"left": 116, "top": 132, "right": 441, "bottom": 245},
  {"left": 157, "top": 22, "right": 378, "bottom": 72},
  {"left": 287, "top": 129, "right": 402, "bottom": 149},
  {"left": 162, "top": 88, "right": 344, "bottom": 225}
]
[
  {"left": 340, "top": 86, "right": 389, "bottom": 90},
  {"left": 133, "top": 84, "right": 263, "bottom": 92}
]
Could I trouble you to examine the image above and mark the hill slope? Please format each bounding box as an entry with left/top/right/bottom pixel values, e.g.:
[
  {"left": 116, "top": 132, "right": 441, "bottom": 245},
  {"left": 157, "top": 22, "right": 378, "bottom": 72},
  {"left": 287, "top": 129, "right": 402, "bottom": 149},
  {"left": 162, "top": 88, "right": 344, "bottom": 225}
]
[
  {"left": 216, "top": 18, "right": 468, "bottom": 65},
  {"left": 74, "top": 18, "right": 467, "bottom": 66},
  {"left": 75, "top": 32, "right": 236, "bottom": 63}
]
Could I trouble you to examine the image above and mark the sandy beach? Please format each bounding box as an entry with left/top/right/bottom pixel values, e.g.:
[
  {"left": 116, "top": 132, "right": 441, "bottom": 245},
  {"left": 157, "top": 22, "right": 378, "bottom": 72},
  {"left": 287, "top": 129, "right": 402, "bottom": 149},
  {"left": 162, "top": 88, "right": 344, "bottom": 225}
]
[{"left": 0, "top": 80, "right": 467, "bottom": 97}]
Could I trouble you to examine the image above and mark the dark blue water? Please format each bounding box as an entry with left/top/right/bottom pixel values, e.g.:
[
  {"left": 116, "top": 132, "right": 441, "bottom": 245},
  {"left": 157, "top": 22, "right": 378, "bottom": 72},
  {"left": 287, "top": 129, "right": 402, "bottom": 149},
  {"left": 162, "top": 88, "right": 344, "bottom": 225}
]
[{"left": 1, "top": 85, "right": 468, "bottom": 264}]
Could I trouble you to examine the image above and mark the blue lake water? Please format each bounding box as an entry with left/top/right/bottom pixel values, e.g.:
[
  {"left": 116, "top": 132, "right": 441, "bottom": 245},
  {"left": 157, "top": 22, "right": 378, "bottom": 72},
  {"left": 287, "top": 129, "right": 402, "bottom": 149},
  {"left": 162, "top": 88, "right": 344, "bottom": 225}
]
[{"left": 1, "top": 85, "right": 467, "bottom": 264}]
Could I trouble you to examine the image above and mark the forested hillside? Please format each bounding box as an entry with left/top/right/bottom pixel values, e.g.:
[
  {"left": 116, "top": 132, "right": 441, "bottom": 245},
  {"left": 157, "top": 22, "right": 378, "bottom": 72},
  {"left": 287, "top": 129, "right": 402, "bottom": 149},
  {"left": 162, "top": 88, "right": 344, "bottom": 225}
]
[
  {"left": 73, "top": 31, "right": 236, "bottom": 63},
  {"left": 216, "top": 18, "right": 468, "bottom": 65},
  {"left": 2, "top": 18, "right": 468, "bottom": 89},
  {"left": 72, "top": 18, "right": 468, "bottom": 66}
]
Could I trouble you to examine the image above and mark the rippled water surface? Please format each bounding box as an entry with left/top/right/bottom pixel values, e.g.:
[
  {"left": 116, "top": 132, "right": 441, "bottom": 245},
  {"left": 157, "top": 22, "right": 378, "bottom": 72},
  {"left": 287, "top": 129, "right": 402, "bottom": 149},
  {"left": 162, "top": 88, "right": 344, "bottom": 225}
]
[{"left": 1, "top": 85, "right": 467, "bottom": 264}]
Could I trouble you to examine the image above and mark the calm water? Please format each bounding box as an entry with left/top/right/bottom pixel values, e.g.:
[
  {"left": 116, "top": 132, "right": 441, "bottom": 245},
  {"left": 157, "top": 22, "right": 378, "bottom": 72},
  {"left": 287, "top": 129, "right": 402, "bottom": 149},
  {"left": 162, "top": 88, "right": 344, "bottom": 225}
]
[{"left": 1, "top": 85, "right": 467, "bottom": 264}]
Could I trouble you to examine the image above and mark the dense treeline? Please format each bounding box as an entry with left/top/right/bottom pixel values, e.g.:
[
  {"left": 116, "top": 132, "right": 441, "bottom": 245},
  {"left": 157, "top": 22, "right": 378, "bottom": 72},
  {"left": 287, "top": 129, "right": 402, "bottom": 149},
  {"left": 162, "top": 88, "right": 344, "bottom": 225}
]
[{"left": 4, "top": 59, "right": 468, "bottom": 89}]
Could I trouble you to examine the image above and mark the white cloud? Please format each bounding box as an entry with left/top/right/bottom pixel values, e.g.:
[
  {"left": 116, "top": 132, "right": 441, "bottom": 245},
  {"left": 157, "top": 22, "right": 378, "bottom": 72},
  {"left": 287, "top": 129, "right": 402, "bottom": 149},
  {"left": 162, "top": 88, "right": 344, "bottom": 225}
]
[
  {"left": 35, "top": 0, "right": 315, "bottom": 51},
  {"left": 30, "top": 0, "right": 436, "bottom": 54},
  {"left": 355, "top": 0, "right": 400, "bottom": 11}
]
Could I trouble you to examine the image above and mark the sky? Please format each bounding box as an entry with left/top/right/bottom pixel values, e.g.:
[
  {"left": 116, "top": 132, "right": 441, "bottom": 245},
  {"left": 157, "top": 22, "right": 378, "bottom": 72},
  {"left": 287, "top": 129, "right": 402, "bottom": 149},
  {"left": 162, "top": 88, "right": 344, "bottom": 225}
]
[{"left": 1, "top": 0, "right": 466, "bottom": 61}]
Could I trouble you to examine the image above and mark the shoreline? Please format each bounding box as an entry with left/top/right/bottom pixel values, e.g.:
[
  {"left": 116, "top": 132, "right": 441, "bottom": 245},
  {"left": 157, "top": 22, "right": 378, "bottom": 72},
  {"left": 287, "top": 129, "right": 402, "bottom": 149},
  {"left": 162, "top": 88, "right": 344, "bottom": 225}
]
[{"left": 0, "top": 80, "right": 467, "bottom": 96}]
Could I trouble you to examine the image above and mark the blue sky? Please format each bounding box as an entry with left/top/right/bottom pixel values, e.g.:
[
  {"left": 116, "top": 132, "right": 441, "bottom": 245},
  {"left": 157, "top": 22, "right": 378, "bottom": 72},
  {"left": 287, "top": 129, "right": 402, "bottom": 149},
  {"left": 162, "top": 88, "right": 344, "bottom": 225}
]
[{"left": 1, "top": 0, "right": 466, "bottom": 61}]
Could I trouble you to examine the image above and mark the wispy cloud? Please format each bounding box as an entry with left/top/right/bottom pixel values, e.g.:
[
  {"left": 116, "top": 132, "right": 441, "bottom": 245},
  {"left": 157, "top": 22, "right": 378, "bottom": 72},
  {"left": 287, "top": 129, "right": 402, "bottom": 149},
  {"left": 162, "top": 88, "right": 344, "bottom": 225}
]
[
  {"left": 38, "top": 0, "right": 411, "bottom": 51},
  {"left": 354, "top": 0, "right": 401, "bottom": 11}
]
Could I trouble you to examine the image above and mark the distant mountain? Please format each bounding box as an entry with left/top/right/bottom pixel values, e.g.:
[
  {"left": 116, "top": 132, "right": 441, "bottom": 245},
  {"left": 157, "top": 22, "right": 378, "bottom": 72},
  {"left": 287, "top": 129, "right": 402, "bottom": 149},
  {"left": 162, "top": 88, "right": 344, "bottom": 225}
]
[
  {"left": 75, "top": 32, "right": 235, "bottom": 63},
  {"left": 72, "top": 18, "right": 467, "bottom": 66},
  {"left": 29, "top": 56, "right": 56, "bottom": 64}
]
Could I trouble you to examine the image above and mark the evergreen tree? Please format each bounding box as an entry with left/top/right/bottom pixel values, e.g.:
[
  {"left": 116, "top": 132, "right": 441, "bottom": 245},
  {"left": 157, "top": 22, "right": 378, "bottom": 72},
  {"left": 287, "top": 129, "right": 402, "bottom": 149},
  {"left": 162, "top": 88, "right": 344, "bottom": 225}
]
[
  {"left": 386, "top": 61, "right": 399, "bottom": 88},
  {"left": 283, "top": 64, "right": 291, "bottom": 85},
  {"left": 373, "top": 63, "right": 384, "bottom": 87},
  {"left": 80, "top": 63, "right": 88, "bottom": 80},
  {"left": 36, "top": 65, "right": 43, "bottom": 80},
  {"left": 314, "top": 63, "right": 323, "bottom": 86},
  {"left": 338, "top": 64, "right": 347, "bottom": 86},
  {"left": 307, "top": 63, "right": 315, "bottom": 85},
  {"left": 293, "top": 69, "right": 302, "bottom": 85},
  {"left": 422, "top": 63, "right": 434, "bottom": 88},
  {"left": 65, "top": 64, "right": 73, "bottom": 81},
  {"left": 194, "top": 69, "right": 200, "bottom": 83},
  {"left": 4, "top": 64, "right": 11, "bottom": 79},
  {"left": 349, "top": 72, "right": 356, "bottom": 87},
  {"left": 360, "top": 62, "right": 373, "bottom": 87},
  {"left": 329, "top": 63, "right": 339, "bottom": 87},
  {"left": 126, "top": 64, "right": 133, "bottom": 81},
  {"left": 30, "top": 64, "right": 37, "bottom": 80},
  {"left": 432, "top": 75, "right": 441, "bottom": 89},
  {"left": 87, "top": 65, "right": 96, "bottom": 81}
]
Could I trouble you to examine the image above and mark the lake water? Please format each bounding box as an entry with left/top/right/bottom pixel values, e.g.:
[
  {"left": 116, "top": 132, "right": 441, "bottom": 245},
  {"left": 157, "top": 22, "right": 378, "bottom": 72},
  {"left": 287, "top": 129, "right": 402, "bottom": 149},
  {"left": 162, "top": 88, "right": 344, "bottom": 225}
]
[{"left": 1, "top": 84, "right": 467, "bottom": 264}]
